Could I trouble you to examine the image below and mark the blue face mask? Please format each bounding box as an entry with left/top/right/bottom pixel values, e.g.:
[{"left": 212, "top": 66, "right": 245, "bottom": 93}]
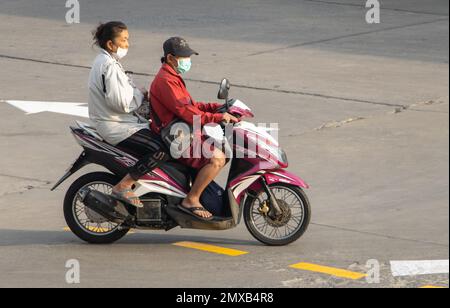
[{"left": 177, "top": 58, "right": 192, "bottom": 74}]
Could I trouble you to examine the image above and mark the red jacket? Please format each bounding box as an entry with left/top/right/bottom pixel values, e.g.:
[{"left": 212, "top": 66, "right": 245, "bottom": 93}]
[{"left": 149, "top": 64, "right": 223, "bottom": 134}]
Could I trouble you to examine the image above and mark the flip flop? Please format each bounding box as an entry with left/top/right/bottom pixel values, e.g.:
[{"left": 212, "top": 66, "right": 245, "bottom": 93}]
[
  {"left": 111, "top": 189, "right": 144, "bottom": 208},
  {"left": 177, "top": 205, "right": 214, "bottom": 221}
]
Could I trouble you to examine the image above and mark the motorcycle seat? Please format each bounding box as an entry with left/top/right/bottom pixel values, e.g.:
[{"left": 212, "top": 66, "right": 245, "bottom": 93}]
[
  {"left": 75, "top": 121, "right": 104, "bottom": 141},
  {"left": 74, "top": 121, "right": 194, "bottom": 188}
]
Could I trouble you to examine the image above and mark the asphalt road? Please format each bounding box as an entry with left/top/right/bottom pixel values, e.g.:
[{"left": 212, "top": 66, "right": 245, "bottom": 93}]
[{"left": 0, "top": 0, "right": 448, "bottom": 288}]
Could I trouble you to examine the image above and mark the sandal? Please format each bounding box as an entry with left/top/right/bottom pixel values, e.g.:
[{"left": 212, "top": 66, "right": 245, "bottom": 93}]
[
  {"left": 177, "top": 205, "right": 214, "bottom": 221},
  {"left": 111, "top": 189, "right": 143, "bottom": 208}
]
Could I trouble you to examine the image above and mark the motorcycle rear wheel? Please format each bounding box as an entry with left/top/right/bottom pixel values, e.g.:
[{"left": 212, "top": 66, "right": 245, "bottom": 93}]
[{"left": 64, "top": 172, "right": 130, "bottom": 244}]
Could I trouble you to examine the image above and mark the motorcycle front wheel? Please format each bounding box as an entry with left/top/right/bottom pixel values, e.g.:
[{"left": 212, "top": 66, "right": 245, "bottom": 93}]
[{"left": 244, "top": 183, "right": 311, "bottom": 246}]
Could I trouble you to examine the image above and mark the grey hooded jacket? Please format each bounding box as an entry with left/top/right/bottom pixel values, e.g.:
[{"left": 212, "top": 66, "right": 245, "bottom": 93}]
[{"left": 88, "top": 49, "right": 149, "bottom": 145}]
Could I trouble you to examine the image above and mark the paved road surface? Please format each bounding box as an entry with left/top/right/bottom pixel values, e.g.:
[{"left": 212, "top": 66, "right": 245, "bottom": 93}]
[{"left": 0, "top": 0, "right": 448, "bottom": 288}]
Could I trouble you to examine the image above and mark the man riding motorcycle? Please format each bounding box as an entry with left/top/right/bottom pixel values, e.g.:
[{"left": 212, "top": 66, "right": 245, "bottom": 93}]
[{"left": 150, "top": 37, "right": 240, "bottom": 220}]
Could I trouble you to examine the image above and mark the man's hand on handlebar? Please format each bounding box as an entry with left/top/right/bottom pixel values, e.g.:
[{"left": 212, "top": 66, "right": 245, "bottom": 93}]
[{"left": 221, "top": 112, "right": 240, "bottom": 124}]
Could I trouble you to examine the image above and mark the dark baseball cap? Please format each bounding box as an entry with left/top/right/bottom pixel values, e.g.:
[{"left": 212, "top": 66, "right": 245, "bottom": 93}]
[{"left": 163, "top": 37, "right": 199, "bottom": 58}]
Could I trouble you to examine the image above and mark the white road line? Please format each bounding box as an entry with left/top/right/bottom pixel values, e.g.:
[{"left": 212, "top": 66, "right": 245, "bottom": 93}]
[
  {"left": 390, "top": 260, "right": 449, "bottom": 277},
  {"left": 3, "top": 100, "right": 88, "bottom": 118}
]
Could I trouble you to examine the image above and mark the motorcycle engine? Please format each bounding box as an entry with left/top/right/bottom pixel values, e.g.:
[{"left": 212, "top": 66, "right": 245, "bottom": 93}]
[{"left": 136, "top": 198, "right": 164, "bottom": 223}]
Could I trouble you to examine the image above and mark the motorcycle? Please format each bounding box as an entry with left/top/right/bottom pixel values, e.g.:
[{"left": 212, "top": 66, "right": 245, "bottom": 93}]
[{"left": 52, "top": 79, "right": 311, "bottom": 246}]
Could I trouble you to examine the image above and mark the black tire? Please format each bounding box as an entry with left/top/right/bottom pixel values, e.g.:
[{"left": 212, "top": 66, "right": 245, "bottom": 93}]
[
  {"left": 64, "top": 172, "right": 130, "bottom": 244},
  {"left": 244, "top": 183, "right": 311, "bottom": 246}
]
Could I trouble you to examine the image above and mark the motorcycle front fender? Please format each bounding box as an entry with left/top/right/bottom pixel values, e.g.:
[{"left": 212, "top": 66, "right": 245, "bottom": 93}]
[
  {"left": 263, "top": 169, "right": 310, "bottom": 189},
  {"left": 248, "top": 169, "right": 310, "bottom": 193}
]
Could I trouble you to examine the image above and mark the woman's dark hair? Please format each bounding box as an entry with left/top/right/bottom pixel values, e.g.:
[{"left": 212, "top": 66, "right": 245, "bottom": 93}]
[{"left": 92, "top": 21, "right": 128, "bottom": 50}]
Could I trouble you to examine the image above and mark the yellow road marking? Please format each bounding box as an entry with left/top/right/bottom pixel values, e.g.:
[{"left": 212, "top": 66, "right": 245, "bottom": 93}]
[
  {"left": 63, "top": 227, "right": 135, "bottom": 234},
  {"left": 290, "top": 262, "right": 367, "bottom": 280},
  {"left": 173, "top": 241, "right": 248, "bottom": 257},
  {"left": 420, "top": 285, "right": 447, "bottom": 289}
]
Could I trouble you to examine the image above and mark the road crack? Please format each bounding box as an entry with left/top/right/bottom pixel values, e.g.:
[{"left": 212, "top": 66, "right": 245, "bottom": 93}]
[
  {"left": 285, "top": 97, "right": 448, "bottom": 137},
  {"left": 0, "top": 54, "right": 403, "bottom": 108},
  {"left": 311, "top": 222, "right": 449, "bottom": 248},
  {"left": 247, "top": 18, "right": 449, "bottom": 57}
]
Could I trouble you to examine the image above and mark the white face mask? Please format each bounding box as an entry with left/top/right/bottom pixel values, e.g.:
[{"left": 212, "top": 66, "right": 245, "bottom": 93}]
[{"left": 114, "top": 47, "right": 128, "bottom": 59}]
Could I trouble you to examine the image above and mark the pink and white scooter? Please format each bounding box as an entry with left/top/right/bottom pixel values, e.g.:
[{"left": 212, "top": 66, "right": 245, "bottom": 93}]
[{"left": 52, "top": 79, "right": 311, "bottom": 246}]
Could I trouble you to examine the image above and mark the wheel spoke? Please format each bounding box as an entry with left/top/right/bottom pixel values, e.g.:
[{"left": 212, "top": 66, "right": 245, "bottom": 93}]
[
  {"left": 72, "top": 181, "right": 119, "bottom": 235},
  {"left": 249, "top": 185, "right": 306, "bottom": 241}
]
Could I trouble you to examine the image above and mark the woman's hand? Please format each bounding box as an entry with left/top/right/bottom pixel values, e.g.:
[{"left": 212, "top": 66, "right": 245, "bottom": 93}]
[
  {"left": 140, "top": 87, "right": 149, "bottom": 102},
  {"left": 222, "top": 112, "right": 240, "bottom": 124}
]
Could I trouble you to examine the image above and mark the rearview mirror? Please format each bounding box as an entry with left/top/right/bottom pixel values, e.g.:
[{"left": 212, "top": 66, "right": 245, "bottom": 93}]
[{"left": 217, "top": 79, "right": 230, "bottom": 101}]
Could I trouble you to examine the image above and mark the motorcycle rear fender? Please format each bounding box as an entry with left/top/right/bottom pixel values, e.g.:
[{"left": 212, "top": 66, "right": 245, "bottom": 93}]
[{"left": 50, "top": 152, "right": 90, "bottom": 191}]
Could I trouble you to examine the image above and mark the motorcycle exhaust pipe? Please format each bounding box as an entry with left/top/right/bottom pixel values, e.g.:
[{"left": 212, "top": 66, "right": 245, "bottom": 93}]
[{"left": 79, "top": 188, "right": 132, "bottom": 224}]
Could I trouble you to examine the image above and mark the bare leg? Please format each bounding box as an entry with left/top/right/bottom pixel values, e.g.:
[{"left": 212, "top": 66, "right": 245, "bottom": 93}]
[
  {"left": 112, "top": 174, "right": 142, "bottom": 207},
  {"left": 182, "top": 150, "right": 226, "bottom": 218},
  {"left": 113, "top": 175, "right": 135, "bottom": 191}
]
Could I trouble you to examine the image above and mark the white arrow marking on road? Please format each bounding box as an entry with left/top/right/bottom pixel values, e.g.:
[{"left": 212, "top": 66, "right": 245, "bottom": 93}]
[
  {"left": 4, "top": 100, "right": 89, "bottom": 118},
  {"left": 390, "top": 260, "right": 449, "bottom": 277}
]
